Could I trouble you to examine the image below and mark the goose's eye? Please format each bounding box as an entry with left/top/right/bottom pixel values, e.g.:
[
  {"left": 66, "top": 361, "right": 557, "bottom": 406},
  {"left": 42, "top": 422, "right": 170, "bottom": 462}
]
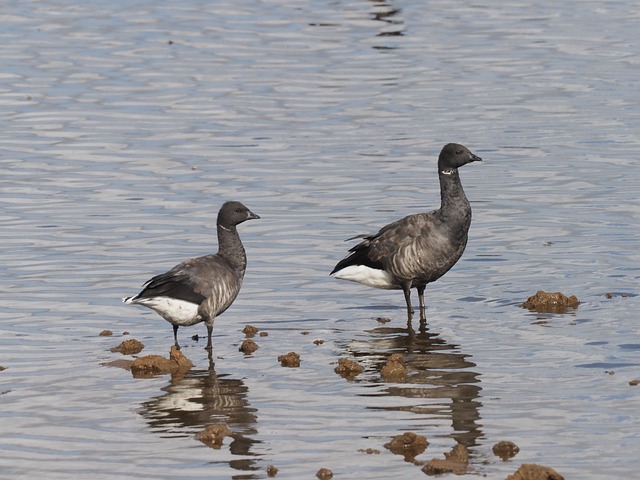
[{"left": 456, "top": 150, "right": 463, "bottom": 155}]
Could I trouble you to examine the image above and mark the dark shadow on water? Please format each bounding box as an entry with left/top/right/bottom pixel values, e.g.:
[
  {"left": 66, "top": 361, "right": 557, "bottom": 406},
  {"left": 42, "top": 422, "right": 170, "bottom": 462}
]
[
  {"left": 347, "top": 320, "right": 484, "bottom": 448},
  {"left": 576, "top": 362, "right": 640, "bottom": 369},
  {"left": 139, "top": 368, "right": 260, "bottom": 478},
  {"left": 369, "top": 0, "right": 404, "bottom": 39}
]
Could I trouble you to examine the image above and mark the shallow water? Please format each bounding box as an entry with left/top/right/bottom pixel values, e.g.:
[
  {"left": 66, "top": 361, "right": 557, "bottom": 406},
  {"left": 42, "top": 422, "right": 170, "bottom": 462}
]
[{"left": 1, "top": 0, "right": 639, "bottom": 478}]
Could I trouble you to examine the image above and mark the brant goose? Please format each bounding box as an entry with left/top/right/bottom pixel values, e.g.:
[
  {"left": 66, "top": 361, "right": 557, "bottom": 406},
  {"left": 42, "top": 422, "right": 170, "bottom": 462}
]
[
  {"left": 123, "top": 201, "right": 259, "bottom": 350},
  {"left": 330, "top": 143, "right": 481, "bottom": 320}
]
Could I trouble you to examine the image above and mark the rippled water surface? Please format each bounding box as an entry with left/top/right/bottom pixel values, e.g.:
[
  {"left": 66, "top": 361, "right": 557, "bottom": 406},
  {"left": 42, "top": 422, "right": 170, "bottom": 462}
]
[{"left": 1, "top": 1, "right": 639, "bottom": 479}]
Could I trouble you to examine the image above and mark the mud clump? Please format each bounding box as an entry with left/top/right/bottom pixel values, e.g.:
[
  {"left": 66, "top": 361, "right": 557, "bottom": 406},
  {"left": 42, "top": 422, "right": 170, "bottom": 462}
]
[
  {"left": 506, "top": 463, "right": 564, "bottom": 480},
  {"left": 242, "top": 325, "right": 259, "bottom": 337},
  {"left": 195, "top": 424, "right": 233, "bottom": 449},
  {"left": 376, "top": 317, "right": 391, "bottom": 324},
  {"left": 278, "top": 352, "right": 300, "bottom": 367},
  {"left": 239, "top": 339, "right": 259, "bottom": 354},
  {"left": 445, "top": 443, "right": 469, "bottom": 464},
  {"left": 266, "top": 465, "right": 278, "bottom": 477},
  {"left": 358, "top": 448, "right": 380, "bottom": 454},
  {"left": 422, "top": 443, "right": 469, "bottom": 475},
  {"left": 313, "top": 339, "right": 325, "bottom": 345},
  {"left": 99, "top": 329, "right": 113, "bottom": 336},
  {"left": 629, "top": 379, "right": 639, "bottom": 386},
  {"left": 381, "top": 353, "right": 407, "bottom": 381},
  {"left": 334, "top": 357, "right": 364, "bottom": 381},
  {"left": 493, "top": 440, "right": 520, "bottom": 460},
  {"left": 384, "top": 431, "right": 428, "bottom": 461},
  {"left": 129, "top": 345, "right": 192, "bottom": 377},
  {"left": 315, "top": 467, "right": 333, "bottom": 479},
  {"left": 110, "top": 338, "right": 144, "bottom": 355},
  {"left": 0, "top": 366, "right": 5, "bottom": 372},
  {"left": 520, "top": 290, "right": 579, "bottom": 313}
]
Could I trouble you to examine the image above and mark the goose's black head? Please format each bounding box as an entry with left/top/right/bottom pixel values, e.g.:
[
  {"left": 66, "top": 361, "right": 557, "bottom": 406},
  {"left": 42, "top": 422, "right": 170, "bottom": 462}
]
[
  {"left": 218, "top": 201, "right": 260, "bottom": 228},
  {"left": 438, "top": 143, "right": 482, "bottom": 173}
]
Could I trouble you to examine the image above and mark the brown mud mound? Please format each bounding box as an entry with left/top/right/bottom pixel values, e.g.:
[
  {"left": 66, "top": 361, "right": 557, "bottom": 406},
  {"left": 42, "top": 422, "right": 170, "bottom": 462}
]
[
  {"left": 316, "top": 467, "right": 333, "bottom": 479},
  {"left": 422, "top": 443, "right": 469, "bottom": 475},
  {"left": 358, "top": 448, "right": 381, "bottom": 454},
  {"left": 381, "top": 353, "right": 407, "bottom": 381},
  {"left": 278, "top": 352, "right": 300, "bottom": 367},
  {"left": 129, "top": 346, "right": 192, "bottom": 377},
  {"left": 195, "top": 424, "right": 232, "bottom": 449},
  {"left": 110, "top": 338, "right": 144, "bottom": 355},
  {"left": 0, "top": 366, "right": 6, "bottom": 372},
  {"left": 520, "top": 290, "right": 579, "bottom": 313},
  {"left": 242, "top": 325, "right": 259, "bottom": 337},
  {"left": 334, "top": 357, "right": 364, "bottom": 380},
  {"left": 493, "top": 440, "right": 520, "bottom": 460},
  {"left": 99, "top": 329, "right": 113, "bottom": 336},
  {"left": 384, "top": 431, "right": 428, "bottom": 461},
  {"left": 506, "top": 463, "right": 564, "bottom": 480},
  {"left": 239, "top": 339, "right": 259, "bottom": 354},
  {"left": 266, "top": 465, "right": 278, "bottom": 477}
]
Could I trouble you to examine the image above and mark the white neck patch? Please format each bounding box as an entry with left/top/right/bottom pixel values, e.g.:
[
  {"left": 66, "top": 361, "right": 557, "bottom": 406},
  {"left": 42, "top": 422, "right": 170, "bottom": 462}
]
[{"left": 440, "top": 168, "right": 456, "bottom": 175}]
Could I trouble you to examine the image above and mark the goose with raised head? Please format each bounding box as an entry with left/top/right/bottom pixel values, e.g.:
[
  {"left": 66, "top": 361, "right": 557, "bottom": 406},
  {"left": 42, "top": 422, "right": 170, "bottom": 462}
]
[{"left": 331, "top": 143, "right": 482, "bottom": 321}]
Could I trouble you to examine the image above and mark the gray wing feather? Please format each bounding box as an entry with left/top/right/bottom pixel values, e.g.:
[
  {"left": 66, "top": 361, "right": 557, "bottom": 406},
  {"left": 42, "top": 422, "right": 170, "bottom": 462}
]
[{"left": 134, "top": 254, "right": 242, "bottom": 318}]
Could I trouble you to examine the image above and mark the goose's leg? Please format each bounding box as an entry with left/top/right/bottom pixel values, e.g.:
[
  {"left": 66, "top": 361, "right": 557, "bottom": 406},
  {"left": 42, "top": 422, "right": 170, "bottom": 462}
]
[
  {"left": 417, "top": 285, "right": 427, "bottom": 322},
  {"left": 205, "top": 318, "right": 214, "bottom": 351},
  {"left": 402, "top": 283, "right": 414, "bottom": 319},
  {"left": 172, "top": 324, "right": 181, "bottom": 350}
]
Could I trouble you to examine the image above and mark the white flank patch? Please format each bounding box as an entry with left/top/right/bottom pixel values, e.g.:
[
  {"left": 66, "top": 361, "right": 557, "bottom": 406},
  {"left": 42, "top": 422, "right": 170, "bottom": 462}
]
[
  {"left": 126, "top": 296, "right": 201, "bottom": 326},
  {"left": 332, "top": 265, "right": 396, "bottom": 289}
]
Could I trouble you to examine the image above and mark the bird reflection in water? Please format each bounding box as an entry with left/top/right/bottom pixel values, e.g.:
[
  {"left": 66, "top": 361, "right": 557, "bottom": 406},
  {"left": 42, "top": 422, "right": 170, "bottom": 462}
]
[
  {"left": 369, "top": 0, "right": 404, "bottom": 44},
  {"left": 349, "top": 321, "right": 483, "bottom": 448},
  {"left": 139, "top": 368, "right": 260, "bottom": 475}
]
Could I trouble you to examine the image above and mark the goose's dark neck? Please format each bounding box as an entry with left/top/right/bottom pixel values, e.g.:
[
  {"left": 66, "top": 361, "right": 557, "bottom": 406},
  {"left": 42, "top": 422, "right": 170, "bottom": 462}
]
[
  {"left": 217, "top": 224, "right": 247, "bottom": 276},
  {"left": 438, "top": 168, "right": 471, "bottom": 220}
]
